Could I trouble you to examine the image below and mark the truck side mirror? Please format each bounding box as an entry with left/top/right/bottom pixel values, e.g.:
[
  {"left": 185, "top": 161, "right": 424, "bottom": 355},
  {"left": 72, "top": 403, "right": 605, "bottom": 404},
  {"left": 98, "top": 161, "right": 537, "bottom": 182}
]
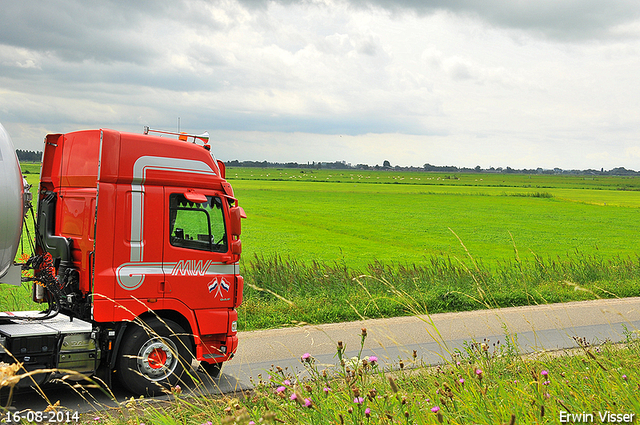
[
  {"left": 229, "top": 206, "right": 245, "bottom": 255},
  {"left": 229, "top": 206, "right": 246, "bottom": 237}
]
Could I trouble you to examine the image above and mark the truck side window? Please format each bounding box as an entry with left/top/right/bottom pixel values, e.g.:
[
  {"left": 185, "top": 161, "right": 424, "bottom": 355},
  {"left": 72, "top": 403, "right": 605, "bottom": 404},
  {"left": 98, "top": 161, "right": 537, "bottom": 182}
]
[{"left": 169, "top": 193, "right": 228, "bottom": 252}]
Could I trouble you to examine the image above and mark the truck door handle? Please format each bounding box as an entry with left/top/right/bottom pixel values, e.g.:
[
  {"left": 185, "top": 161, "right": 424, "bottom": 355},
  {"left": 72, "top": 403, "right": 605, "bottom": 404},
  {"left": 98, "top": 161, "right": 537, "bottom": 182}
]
[{"left": 158, "top": 281, "right": 172, "bottom": 294}]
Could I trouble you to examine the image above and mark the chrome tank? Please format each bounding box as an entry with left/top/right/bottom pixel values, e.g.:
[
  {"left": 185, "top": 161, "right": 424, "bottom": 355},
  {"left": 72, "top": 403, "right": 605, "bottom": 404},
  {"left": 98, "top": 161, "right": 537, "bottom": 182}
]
[{"left": 0, "top": 123, "right": 24, "bottom": 283}]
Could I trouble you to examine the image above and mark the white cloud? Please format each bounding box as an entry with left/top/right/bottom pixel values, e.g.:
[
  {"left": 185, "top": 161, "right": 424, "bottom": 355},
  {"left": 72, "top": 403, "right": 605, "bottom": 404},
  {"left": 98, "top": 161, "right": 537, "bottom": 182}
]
[
  {"left": 625, "top": 146, "right": 640, "bottom": 160},
  {"left": 1, "top": 0, "right": 640, "bottom": 170}
]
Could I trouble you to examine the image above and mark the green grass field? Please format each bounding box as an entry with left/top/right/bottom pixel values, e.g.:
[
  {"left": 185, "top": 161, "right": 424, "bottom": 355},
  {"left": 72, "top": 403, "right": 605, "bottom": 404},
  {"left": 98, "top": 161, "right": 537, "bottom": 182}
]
[
  {"left": 232, "top": 174, "right": 640, "bottom": 268},
  {"left": 226, "top": 168, "right": 640, "bottom": 329}
]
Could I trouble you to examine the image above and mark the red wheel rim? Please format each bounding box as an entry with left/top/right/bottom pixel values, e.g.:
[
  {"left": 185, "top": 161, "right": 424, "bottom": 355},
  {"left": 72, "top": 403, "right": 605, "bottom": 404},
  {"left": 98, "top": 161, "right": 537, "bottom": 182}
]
[{"left": 148, "top": 348, "right": 168, "bottom": 369}]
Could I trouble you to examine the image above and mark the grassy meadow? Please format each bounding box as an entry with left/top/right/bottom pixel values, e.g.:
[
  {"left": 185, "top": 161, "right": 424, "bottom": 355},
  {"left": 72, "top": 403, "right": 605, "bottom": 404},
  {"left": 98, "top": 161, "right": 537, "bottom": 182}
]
[
  {"left": 232, "top": 173, "right": 640, "bottom": 267},
  {"left": 228, "top": 168, "right": 640, "bottom": 330}
]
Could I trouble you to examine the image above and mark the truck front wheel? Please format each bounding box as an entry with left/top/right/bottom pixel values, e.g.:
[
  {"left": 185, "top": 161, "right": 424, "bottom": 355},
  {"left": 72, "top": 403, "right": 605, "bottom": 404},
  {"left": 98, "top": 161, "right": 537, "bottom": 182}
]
[
  {"left": 116, "top": 318, "right": 194, "bottom": 395},
  {"left": 200, "top": 361, "right": 222, "bottom": 379}
]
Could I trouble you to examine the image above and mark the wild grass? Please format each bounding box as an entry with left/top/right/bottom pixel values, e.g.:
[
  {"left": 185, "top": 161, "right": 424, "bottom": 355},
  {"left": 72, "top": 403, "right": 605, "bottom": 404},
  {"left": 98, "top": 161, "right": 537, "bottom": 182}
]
[
  {"left": 88, "top": 324, "right": 640, "bottom": 425},
  {"left": 237, "top": 251, "right": 640, "bottom": 331}
]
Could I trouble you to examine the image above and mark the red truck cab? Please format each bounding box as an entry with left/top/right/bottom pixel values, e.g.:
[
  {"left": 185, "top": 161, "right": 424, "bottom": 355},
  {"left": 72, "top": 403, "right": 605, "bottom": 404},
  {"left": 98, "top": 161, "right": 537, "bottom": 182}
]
[{"left": 33, "top": 128, "right": 245, "bottom": 393}]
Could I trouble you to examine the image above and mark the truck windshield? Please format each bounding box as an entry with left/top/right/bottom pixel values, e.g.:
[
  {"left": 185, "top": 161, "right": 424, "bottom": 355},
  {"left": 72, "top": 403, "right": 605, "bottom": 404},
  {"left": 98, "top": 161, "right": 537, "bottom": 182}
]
[{"left": 169, "top": 193, "right": 227, "bottom": 253}]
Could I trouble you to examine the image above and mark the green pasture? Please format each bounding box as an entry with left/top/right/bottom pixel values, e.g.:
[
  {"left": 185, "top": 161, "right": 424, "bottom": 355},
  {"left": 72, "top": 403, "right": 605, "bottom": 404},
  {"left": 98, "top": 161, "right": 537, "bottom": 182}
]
[
  {"left": 226, "top": 168, "right": 640, "bottom": 329},
  {"left": 230, "top": 169, "right": 640, "bottom": 269}
]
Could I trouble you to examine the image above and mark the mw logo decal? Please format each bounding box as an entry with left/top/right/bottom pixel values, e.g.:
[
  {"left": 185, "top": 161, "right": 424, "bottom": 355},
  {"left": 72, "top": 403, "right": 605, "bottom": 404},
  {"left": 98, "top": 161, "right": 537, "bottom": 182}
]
[{"left": 171, "top": 259, "right": 214, "bottom": 276}]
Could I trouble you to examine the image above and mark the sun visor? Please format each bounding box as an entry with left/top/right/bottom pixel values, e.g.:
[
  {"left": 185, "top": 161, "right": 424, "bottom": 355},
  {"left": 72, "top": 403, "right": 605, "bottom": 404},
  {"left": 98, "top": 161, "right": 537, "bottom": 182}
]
[{"left": 184, "top": 190, "right": 208, "bottom": 203}]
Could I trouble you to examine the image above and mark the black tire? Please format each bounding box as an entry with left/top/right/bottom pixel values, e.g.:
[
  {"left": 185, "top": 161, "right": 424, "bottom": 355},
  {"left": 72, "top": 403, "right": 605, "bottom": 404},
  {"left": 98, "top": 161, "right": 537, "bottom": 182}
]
[
  {"left": 200, "top": 361, "right": 222, "bottom": 379},
  {"left": 116, "top": 318, "right": 194, "bottom": 395}
]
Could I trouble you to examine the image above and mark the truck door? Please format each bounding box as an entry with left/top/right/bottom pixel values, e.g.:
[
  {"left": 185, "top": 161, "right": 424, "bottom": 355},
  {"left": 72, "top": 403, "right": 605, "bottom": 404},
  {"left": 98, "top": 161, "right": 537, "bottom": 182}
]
[
  {"left": 112, "top": 185, "right": 166, "bottom": 309},
  {"left": 162, "top": 189, "right": 236, "bottom": 310}
]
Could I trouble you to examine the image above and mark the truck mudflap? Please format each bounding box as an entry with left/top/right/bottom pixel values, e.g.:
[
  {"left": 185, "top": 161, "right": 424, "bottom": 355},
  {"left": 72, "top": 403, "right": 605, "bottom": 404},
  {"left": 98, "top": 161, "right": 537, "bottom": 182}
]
[{"left": 196, "top": 334, "right": 238, "bottom": 363}]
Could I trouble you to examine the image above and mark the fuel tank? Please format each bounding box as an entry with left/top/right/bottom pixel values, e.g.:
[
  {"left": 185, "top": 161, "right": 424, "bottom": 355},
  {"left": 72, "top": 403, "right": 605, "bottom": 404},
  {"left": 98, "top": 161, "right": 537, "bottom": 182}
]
[{"left": 0, "top": 123, "right": 24, "bottom": 283}]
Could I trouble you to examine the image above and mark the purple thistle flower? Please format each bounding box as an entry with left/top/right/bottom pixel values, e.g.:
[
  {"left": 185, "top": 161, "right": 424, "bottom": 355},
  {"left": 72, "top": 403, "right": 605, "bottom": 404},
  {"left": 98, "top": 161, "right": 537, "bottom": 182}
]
[
  {"left": 304, "top": 398, "right": 312, "bottom": 407},
  {"left": 302, "top": 353, "right": 311, "bottom": 361},
  {"left": 284, "top": 379, "right": 291, "bottom": 386},
  {"left": 459, "top": 378, "right": 465, "bottom": 384},
  {"left": 323, "top": 387, "right": 331, "bottom": 394},
  {"left": 541, "top": 370, "right": 548, "bottom": 377},
  {"left": 368, "top": 356, "right": 378, "bottom": 363},
  {"left": 365, "top": 408, "right": 371, "bottom": 415},
  {"left": 475, "top": 368, "right": 483, "bottom": 375},
  {"left": 622, "top": 374, "right": 628, "bottom": 381},
  {"left": 290, "top": 393, "right": 297, "bottom": 401},
  {"left": 431, "top": 406, "right": 440, "bottom": 413},
  {"left": 276, "top": 386, "right": 286, "bottom": 393},
  {"left": 354, "top": 396, "right": 364, "bottom": 404}
]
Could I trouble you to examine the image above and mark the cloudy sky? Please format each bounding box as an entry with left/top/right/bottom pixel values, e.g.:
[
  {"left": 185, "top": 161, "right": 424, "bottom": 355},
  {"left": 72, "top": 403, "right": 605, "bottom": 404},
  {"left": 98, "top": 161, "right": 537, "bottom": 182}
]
[{"left": 1, "top": 0, "right": 640, "bottom": 170}]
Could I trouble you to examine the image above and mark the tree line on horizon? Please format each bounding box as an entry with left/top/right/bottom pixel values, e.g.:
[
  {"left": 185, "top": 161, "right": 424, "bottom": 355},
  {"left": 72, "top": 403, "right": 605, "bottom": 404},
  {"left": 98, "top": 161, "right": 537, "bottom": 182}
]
[
  {"left": 15, "top": 150, "right": 42, "bottom": 162},
  {"left": 16, "top": 150, "right": 639, "bottom": 176},
  {"left": 226, "top": 159, "right": 640, "bottom": 176}
]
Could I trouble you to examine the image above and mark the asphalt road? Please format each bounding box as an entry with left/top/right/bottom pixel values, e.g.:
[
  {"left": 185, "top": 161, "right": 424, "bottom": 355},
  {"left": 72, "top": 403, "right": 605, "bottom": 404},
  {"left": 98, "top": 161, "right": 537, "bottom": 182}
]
[{"left": 6, "top": 297, "right": 640, "bottom": 415}]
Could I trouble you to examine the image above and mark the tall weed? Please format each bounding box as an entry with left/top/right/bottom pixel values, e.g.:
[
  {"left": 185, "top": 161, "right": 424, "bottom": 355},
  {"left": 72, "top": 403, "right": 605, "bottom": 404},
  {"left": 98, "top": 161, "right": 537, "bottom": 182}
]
[{"left": 239, "top": 252, "right": 640, "bottom": 330}]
